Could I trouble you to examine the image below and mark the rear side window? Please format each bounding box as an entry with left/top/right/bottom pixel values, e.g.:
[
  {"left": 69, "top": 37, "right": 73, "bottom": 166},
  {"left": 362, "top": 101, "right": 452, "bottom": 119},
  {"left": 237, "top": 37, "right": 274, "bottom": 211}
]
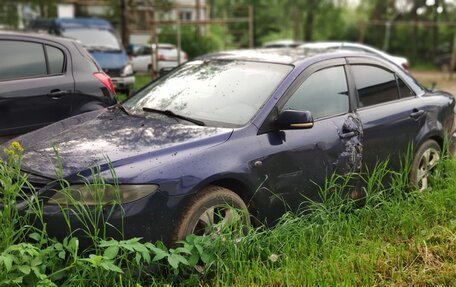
[
  {"left": 0, "top": 40, "right": 47, "bottom": 80},
  {"left": 283, "top": 66, "right": 349, "bottom": 119},
  {"left": 352, "top": 65, "right": 399, "bottom": 107},
  {"left": 46, "top": 45, "right": 65, "bottom": 74}
]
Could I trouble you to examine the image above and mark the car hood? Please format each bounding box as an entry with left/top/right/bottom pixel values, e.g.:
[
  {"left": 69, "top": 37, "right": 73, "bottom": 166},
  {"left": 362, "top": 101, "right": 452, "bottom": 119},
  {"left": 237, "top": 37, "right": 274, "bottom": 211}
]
[
  {"left": 14, "top": 109, "right": 233, "bottom": 179},
  {"left": 90, "top": 50, "right": 129, "bottom": 69}
]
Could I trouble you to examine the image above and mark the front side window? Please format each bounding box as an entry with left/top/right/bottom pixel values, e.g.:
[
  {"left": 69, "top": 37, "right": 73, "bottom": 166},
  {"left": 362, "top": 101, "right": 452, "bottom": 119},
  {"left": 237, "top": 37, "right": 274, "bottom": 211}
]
[
  {"left": 123, "top": 60, "right": 292, "bottom": 126},
  {"left": 352, "top": 65, "right": 399, "bottom": 107},
  {"left": 283, "top": 66, "right": 349, "bottom": 119},
  {"left": 0, "top": 40, "right": 47, "bottom": 81}
]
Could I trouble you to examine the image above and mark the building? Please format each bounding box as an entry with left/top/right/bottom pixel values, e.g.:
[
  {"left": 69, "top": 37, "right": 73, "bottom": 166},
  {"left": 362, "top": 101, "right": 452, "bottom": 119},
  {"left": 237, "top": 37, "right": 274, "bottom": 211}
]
[{"left": 1, "top": 0, "right": 208, "bottom": 43}]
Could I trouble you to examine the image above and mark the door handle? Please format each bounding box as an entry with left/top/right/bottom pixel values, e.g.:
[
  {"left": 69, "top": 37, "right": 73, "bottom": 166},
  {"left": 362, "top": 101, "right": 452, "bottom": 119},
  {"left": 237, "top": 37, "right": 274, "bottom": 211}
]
[
  {"left": 339, "top": 131, "right": 355, "bottom": 139},
  {"left": 47, "top": 90, "right": 68, "bottom": 99},
  {"left": 410, "top": 109, "right": 425, "bottom": 120}
]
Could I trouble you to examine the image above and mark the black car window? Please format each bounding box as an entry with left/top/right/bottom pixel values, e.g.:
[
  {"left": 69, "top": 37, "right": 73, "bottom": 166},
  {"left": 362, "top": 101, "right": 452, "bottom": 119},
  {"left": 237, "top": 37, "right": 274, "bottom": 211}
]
[
  {"left": 397, "top": 76, "right": 415, "bottom": 98},
  {"left": 46, "top": 45, "right": 65, "bottom": 74},
  {"left": 283, "top": 66, "right": 349, "bottom": 119},
  {"left": 352, "top": 65, "right": 400, "bottom": 107},
  {"left": 0, "top": 40, "right": 47, "bottom": 81}
]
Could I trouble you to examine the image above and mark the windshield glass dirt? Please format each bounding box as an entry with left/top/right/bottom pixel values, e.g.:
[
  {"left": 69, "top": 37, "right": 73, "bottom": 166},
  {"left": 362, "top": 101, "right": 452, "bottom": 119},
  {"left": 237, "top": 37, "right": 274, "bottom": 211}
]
[{"left": 123, "top": 60, "right": 292, "bottom": 126}]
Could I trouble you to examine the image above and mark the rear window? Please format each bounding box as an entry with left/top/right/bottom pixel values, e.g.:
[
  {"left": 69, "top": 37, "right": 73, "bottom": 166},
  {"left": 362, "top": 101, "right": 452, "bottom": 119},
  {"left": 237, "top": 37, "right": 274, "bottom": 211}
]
[
  {"left": 61, "top": 28, "right": 121, "bottom": 50},
  {"left": 0, "top": 40, "right": 47, "bottom": 80}
]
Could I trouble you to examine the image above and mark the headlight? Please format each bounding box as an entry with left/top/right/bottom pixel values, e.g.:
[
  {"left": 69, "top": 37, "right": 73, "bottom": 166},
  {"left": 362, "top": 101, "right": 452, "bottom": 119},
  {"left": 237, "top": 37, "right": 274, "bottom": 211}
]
[
  {"left": 47, "top": 184, "right": 159, "bottom": 205},
  {"left": 121, "top": 64, "right": 133, "bottom": 76}
]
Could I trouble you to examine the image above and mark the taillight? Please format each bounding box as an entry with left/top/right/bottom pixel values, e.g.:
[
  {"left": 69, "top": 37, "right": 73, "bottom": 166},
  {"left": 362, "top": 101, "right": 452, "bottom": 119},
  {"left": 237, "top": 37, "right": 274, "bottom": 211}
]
[
  {"left": 158, "top": 54, "right": 166, "bottom": 61},
  {"left": 93, "top": 72, "right": 116, "bottom": 96},
  {"left": 184, "top": 52, "right": 188, "bottom": 60},
  {"left": 402, "top": 62, "right": 409, "bottom": 70}
]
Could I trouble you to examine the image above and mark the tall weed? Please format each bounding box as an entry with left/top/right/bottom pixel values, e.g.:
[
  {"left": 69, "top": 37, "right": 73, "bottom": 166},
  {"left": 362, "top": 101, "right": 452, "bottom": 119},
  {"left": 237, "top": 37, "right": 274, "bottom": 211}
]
[{"left": 0, "top": 141, "right": 455, "bottom": 286}]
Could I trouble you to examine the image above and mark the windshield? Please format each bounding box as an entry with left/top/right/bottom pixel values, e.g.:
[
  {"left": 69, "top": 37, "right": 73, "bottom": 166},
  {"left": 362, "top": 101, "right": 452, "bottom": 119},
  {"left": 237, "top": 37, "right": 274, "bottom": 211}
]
[
  {"left": 123, "top": 59, "right": 292, "bottom": 126},
  {"left": 61, "top": 28, "right": 121, "bottom": 50}
]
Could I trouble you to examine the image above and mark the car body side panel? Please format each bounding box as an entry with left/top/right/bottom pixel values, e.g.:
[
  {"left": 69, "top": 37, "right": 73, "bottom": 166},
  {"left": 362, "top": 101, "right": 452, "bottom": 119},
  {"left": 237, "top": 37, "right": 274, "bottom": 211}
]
[
  {"left": 252, "top": 113, "right": 362, "bottom": 223},
  {"left": 0, "top": 76, "right": 75, "bottom": 135},
  {"left": 414, "top": 91, "right": 455, "bottom": 149},
  {"left": 0, "top": 39, "right": 75, "bottom": 136},
  {"left": 356, "top": 97, "right": 427, "bottom": 171}
]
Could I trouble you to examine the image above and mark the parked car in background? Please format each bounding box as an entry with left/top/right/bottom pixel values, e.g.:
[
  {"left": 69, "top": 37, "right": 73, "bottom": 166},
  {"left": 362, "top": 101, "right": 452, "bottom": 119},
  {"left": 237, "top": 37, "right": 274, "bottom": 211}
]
[
  {"left": 0, "top": 31, "right": 117, "bottom": 137},
  {"left": 130, "top": 43, "right": 188, "bottom": 74},
  {"left": 9, "top": 49, "right": 454, "bottom": 245},
  {"left": 299, "top": 42, "right": 410, "bottom": 70},
  {"left": 262, "top": 39, "right": 304, "bottom": 48},
  {"left": 28, "top": 17, "right": 135, "bottom": 94}
]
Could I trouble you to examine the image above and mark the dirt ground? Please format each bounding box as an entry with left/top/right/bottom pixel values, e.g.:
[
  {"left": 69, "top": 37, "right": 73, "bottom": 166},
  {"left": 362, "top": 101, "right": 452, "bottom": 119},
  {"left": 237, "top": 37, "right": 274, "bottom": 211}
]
[{"left": 411, "top": 70, "right": 456, "bottom": 95}]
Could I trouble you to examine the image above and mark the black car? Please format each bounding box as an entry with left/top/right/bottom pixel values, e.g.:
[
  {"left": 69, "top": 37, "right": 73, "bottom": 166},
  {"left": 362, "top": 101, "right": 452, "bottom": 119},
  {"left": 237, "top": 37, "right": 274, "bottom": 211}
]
[
  {"left": 0, "top": 31, "right": 117, "bottom": 138},
  {"left": 7, "top": 49, "right": 456, "bottom": 244}
]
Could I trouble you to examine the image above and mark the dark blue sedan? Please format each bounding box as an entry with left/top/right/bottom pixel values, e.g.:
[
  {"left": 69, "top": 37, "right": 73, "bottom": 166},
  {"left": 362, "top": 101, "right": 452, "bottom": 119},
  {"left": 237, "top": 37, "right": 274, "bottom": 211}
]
[{"left": 9, "top": 49, "right": 456, "bottom": 244}]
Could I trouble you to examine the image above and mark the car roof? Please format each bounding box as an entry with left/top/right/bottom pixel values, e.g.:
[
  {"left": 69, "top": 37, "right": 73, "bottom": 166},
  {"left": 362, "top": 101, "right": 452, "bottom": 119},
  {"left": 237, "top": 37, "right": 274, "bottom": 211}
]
[
  {"left": 300, "top": 41, "right": 384, "bottom": 53},
  {"left": 196, "top": 48, "right": 373, "bottom": 65},
  {"left": 54, "top": 18, "right": 112, "bottom": 29},
  {"left": 263, "top": 39, "right": 304, "bottom": 47},
  {"left": 0, "top": 30, "right": 77, "bottom": 45}
]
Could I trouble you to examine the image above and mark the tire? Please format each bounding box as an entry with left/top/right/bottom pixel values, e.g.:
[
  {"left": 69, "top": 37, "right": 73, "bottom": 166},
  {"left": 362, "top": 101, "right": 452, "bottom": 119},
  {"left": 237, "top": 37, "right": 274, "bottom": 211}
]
[
  {"left": 172, "top": 185, "right": 250, "bottom": 242},
  {"left": 410, "top": 139, "right": 441, "bottom": 191}
]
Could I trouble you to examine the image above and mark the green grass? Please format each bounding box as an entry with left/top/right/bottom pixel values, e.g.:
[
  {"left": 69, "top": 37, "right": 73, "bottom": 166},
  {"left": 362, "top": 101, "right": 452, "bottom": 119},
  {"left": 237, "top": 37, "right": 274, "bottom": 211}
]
[
  {"left": 207, "top": 163, "right": 456, "bottom": 286},
  {"left": 116, "top": 74, "right": 153, "bottom": 102},
  {"left": 0, "top": 142, "right": 455, "bottom": 286}
]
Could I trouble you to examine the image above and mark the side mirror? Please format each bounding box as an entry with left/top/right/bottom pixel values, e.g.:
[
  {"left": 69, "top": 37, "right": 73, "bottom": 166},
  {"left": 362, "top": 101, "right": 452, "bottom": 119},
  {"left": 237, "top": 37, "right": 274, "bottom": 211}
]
[
  {"left": 275, "top": 110, "right": 314, "bottom": 130},
  {"left": 126, "top": 44, "right": 134, "bottom": 57}
]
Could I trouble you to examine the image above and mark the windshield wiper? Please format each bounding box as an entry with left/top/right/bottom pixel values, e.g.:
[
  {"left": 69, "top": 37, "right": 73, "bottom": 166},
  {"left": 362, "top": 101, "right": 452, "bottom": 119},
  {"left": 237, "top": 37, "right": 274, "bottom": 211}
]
[
  {"left": 109, "top": 102, "right": 131, "bottom": 116},
  {"left": 142, "top": 107, "right": 205, "bottom": 126}
]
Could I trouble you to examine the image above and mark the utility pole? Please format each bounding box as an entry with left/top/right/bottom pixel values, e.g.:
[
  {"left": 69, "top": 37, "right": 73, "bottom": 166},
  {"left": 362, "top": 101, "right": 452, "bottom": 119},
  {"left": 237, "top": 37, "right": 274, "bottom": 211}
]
[
  {"left": 195, "top": 0, "right": 201, "bottom": 38},
  {"left": 248, "top": 5, "right": 254, "bottom": 48},
  {"left": 450, "top": 32, "right": 456, "bottom": 80},
  {"left": 120, "top": 0, "right": 129, "bottom": 48}
]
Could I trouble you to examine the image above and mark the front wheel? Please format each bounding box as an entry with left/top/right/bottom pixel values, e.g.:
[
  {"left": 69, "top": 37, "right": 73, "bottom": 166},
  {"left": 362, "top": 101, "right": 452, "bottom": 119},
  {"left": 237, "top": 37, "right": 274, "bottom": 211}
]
[
  {"left": 410, "top": 139, "right": 441, "bottom": 191},
  {"left": 172, "top": 186, "right": 250, "bottom": 242}
]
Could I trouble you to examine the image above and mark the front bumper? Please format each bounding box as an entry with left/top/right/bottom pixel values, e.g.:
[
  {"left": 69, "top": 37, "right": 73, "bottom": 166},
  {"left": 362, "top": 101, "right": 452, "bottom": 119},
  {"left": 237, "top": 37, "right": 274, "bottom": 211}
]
[
  {"left": 111, "top": 75, "right": 135, "bottom": 91},
  {"left": 27, "top": 190, "right": 189, "bottom": 246}
]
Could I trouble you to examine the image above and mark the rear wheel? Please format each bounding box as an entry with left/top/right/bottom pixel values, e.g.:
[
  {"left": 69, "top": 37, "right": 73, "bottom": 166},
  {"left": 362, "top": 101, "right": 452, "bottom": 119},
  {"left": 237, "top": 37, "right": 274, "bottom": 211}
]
[
  {"left": 172, "top": 185, "right": 250, "bottom": 242},
  {"left": 410, "top": 139, "right": 441, "bottom": 191}
]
